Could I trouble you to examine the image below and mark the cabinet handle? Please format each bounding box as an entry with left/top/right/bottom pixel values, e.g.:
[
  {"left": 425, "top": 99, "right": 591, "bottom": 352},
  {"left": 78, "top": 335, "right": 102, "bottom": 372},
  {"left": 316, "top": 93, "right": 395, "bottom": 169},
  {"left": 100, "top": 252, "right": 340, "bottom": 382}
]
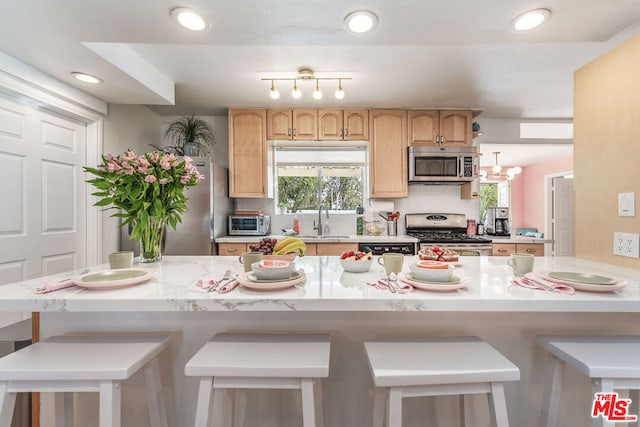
[
  {"left": 293, "top": 129, "right": 297, "bottom": 136},
  {"left": 435, "top": 135, "right": 441, "bottom": 144},
  {"left": 339, "top": 129, "right": 343, "bottom": 137},
  {"left": 498, "top": 249, "right": 508, "bottom": 253},
  {"left": 441, "top": 136, "right": 446, "bottom": 144},
  {"left": 345, "top": 128, "right": 349, "bottom": 136},
  {"left": 226, "top": 248, "right": 238, "bottom": 253},
  {"left": 288, "top": 128, "right": 291, "bottom": 136},
  {"left": 526, "top": 248, "right": 535, "bottom": 253}
]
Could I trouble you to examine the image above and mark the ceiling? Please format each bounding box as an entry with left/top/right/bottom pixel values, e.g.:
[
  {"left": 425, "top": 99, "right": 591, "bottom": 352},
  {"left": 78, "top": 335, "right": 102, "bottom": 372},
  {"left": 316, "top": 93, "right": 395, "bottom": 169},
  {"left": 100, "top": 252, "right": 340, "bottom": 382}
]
[{"left": 0, "top": 0, "right": 638, "bottom": 166}]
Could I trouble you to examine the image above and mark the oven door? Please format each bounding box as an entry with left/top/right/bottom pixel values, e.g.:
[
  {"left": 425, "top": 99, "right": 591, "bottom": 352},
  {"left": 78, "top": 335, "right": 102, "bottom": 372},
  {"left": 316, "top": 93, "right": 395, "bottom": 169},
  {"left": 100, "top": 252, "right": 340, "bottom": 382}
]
[{"left": 419, "top": 243, "right": 492, "bottom": 256}]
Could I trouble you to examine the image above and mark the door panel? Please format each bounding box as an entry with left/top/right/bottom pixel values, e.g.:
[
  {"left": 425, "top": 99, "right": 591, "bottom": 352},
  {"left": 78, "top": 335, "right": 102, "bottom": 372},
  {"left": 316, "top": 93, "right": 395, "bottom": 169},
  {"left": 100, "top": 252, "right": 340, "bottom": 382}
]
[{"left": 553, "top": 177, "right": 574, "bottom": 256}]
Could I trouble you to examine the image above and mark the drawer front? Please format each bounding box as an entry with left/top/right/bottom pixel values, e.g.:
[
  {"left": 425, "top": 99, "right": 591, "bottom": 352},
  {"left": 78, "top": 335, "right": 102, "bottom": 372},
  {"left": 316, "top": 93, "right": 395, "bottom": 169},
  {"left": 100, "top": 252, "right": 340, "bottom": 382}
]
[
  {"left": 218, "top": 243, "right": 247, "bottom": 255},
  {"left": 316, "top": 243, "right": 358, "bottom": 256},
  {"left": 492, "top": 243, "right": 516, "bottom": 256},
  {"left": 516, "top": 243, "right": 545, "bottom": 256},
  {"left": 303, "top": 243, "right": 317, "bottom": 256}
]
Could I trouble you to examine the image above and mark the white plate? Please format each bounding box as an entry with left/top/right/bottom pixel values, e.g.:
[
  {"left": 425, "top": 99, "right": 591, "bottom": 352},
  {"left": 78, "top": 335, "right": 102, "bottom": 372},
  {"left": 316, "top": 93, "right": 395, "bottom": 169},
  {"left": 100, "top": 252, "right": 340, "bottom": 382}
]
[
  {"left": 398, "top": 272, "right": 468, "bottom": 292},
  {"left": 247, "top": 271, "right": 302, "bottom": 283},
  {"left": 538, "top": 272, "right": 628, "bottom": 293},
  {"left": 71, "top": 268, "right": 154, "bottom": 289},
  {"left": 238, "top": 271, "right": 306, "bottom": 291}
]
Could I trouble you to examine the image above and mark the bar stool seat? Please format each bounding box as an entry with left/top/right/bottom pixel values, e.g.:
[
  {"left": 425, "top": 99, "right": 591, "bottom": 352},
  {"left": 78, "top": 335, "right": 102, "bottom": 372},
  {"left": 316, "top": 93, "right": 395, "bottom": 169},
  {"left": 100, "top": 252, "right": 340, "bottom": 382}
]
[
  {"left": 364, "top": 336, "right": 520, "bottom": 427},
  {"left": 185, "top": 333, "right": 330, "bottom": 427},
  {"left": 538, "top": 335, "right": 640, "bottom": 427},
  {"left": 0, "top": 335, "right": 170, "bottom": 427}
]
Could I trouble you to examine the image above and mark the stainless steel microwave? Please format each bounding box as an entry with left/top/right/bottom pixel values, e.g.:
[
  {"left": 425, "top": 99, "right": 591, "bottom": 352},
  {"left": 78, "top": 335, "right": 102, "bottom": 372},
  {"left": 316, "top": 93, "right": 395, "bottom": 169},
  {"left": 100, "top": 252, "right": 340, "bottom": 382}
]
[
  {"left": 408, "top": 146, "right": 477, "bottom": 183},
  {"left": 228, "top": 215, "right": 271, "bottom": 236}
]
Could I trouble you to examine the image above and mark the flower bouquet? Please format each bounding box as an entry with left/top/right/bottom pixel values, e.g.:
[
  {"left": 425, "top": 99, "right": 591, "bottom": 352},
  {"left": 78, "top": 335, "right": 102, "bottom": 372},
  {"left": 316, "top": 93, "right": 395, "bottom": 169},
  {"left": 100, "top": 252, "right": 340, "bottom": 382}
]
[{"left": 84, "top": 150, "right": 203, "bottom": 262}]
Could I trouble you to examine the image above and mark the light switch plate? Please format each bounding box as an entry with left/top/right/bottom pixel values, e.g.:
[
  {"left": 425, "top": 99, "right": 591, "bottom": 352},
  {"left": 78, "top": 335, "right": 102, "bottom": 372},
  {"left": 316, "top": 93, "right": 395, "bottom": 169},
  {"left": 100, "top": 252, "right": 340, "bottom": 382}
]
[
  {"left": 618, "top": 192, "right": 635, "bottom": 217},
  {"left": 613, "top": 232, "right": 640, "bottom": 258}
]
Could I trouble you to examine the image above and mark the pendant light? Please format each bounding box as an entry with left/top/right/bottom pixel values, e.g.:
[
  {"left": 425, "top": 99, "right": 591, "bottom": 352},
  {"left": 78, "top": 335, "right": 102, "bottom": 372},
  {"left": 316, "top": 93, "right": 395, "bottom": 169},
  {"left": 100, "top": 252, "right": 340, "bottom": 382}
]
[
  {"left": 269, "top": 80, "right": 280, "bottom": 99},
  {"left": 262, "top": 68, "right": 350, "bottom": 100},
  {"left": 312, "top": 80, "right": 323, "bottom": 100},
  {"left": 291, "top": 80, "right": 302, "bottom": 99},
  {"left": 480, "top": 152, "right": 522, "bottom": 181},
  {"left": 335, "top": 79, "right": 345, "bottom": 99}
]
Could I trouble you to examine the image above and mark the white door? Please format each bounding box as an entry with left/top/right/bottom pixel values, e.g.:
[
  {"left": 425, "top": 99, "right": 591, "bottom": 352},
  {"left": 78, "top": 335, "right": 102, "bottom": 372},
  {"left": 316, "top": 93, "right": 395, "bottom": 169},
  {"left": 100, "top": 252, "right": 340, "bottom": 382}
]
[
  {"left": 0, "top": 96, "right": 86, "bottom": 292},
  {"left": 552, "top": 177, "right": 574, "bottom": 256}
]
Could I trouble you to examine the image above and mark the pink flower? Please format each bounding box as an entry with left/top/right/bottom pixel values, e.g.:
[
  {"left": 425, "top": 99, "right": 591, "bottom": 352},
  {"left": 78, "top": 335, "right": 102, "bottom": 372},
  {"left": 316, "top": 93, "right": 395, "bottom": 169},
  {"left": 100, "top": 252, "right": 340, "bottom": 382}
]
[
  {"left": 123, "top": 168, "right": 134, "bottom": 175},
  {"left": 121, "top": 150, "right": 137, "bottom": 161},
  {"left": 159, "top": 178, "right": 168, "bottom": 185},
  {"left": 150, "top": 152, "right": 160, "bottom": 163},
  {"left": 145, "top": 175, "right": 157, "bottom": 183},
  {"left": 180, "top": 175, "right": 190, "bottom": 184},
  {"left": 159, "top": 157, "right": 171, "bottom": 170},
  {"left": 106, "top": 160, "right": 122, "bottom": 172}
]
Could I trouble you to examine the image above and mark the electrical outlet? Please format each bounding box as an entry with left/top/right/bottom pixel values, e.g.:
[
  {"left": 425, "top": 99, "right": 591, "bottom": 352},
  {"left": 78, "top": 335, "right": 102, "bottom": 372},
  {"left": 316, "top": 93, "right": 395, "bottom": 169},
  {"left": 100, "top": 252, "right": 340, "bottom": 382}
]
[{"left": 613, "top": 232, "right": 640, "bottom": 258}]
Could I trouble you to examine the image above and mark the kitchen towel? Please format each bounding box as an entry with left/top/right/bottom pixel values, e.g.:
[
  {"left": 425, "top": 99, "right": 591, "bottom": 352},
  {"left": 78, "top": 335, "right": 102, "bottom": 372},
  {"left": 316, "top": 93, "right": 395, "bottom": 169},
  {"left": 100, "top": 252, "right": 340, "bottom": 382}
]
[{"left": 34, "top": 279, "right": 77, "bottom": 294}]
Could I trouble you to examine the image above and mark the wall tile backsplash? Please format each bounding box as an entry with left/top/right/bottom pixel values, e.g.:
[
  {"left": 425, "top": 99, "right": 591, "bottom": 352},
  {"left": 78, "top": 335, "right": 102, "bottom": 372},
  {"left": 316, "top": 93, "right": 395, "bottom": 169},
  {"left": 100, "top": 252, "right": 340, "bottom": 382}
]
[{"left": 235, "top": 184, "right": 480, "bottom": 236}]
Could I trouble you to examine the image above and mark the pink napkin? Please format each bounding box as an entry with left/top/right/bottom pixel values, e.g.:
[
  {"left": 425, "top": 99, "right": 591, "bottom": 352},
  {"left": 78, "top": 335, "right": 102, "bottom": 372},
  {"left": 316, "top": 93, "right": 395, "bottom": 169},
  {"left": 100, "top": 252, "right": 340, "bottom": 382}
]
[
  {"left": 366, "top": 279, "right": 413, "bottom": 294},
  {"left": 511, "top": 274, "right": 575, "bottom": 295},
  {"left": 34, "top": 279, "right": 77, "bottom": 294},
  {"left": 196, "top": 278, "right": 239, "bottom": 293}
]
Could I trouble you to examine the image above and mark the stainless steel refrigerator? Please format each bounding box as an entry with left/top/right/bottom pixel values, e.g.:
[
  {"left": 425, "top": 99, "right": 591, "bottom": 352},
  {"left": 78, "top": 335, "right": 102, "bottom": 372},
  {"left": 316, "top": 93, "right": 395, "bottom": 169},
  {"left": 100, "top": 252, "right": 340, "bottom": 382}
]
[{"left": 120, "top": 157, "right": 232, "bottom": 255}]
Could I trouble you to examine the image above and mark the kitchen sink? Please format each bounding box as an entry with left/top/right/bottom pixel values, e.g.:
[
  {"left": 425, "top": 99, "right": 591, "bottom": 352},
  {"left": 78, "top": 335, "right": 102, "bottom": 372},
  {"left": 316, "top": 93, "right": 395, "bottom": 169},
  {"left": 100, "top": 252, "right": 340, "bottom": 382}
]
[{"left": 297, "top": 235, "right": 351, "bottom": 239}]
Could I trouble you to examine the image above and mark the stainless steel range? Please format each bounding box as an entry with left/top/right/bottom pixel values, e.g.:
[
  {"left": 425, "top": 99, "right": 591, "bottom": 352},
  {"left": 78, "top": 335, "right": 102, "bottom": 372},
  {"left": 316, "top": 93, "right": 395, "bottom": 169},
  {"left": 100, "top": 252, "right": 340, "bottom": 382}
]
[{"left": 405, "top": 213, "right": 493, "bottom": 256}]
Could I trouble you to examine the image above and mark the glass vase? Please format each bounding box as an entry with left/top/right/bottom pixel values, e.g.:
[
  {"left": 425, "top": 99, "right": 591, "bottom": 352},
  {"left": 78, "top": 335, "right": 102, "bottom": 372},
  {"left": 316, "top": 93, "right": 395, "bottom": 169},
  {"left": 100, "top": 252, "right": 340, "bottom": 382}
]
[{"left": 139, "top": 216, "right": 164, "bottom": 263}]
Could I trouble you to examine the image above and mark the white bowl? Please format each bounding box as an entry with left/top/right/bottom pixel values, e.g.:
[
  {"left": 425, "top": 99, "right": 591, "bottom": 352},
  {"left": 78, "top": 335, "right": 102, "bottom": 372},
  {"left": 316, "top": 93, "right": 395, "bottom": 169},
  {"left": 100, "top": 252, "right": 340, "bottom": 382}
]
[
  {"left": 340, "top": 258, "right": 373, "bottom": 273},
  {"left": 409, "top": 262, "right": 454, "bottom": 282},
  {"left": 251, "top": 260, "right": 295, "bottom": 280}
]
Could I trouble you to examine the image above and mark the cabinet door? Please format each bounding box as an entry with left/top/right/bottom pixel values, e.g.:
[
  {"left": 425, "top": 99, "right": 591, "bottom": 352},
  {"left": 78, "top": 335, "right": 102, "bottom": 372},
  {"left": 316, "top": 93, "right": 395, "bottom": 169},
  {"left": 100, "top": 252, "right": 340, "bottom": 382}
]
[
  {"left": 267, "top": 109, "right": 292, "bottom": 140},
  {"left": 228, "top": 109, "right": 269, "bottom": 197},
  {"left": 492, "top": 243, "right": 516, "bottom": 256},
  {"left": 303, "top": 243, "right": 317, "bottom": 256},
  {"left": 218, "top": 243, "right": 247, "bottom": 256},
  {"left": 318, "top": 110, "right": 343, "bottom": 140},
  {"left": 316, "top": 243, "right": 358, "bottom": 256},
  {"left": 439, "top": 110, "right": 472, "bottom": 145},
  {"left": 293, "top": 109, "right": 318, "bottom": 140},
  {"left": 408, "top": 110, "right": 439, "bottom": 145},
  {"left": 516, "top": 243, "right": 545, "bottom": 256},
  {"left": 369, "top": 110, "right": 408, "bottom": 198},
  {"left": 344, "top": 109, "right": 369, "bottom": 140}
]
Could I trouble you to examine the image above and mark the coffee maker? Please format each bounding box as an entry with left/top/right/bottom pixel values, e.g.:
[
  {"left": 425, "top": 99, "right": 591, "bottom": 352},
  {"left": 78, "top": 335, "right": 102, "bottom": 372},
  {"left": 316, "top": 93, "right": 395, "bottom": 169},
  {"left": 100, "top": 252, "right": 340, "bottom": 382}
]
[{"left": 485, "top": 207, "right": 510, "bottom": 236}]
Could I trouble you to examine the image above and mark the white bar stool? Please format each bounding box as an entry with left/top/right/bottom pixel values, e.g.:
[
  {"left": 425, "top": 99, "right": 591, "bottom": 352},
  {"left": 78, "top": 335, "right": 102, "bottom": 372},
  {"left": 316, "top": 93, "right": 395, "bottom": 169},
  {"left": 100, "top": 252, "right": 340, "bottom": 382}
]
[
  {"left": 364, "top": 336, "right": 520, "bottom": 427},
  {"left": 185, "top": 333, "right": 330, "bottom": 427},
  {"left": 538, "top": 335, "right": 640, "bottom": 427},
  {"left": 0, "top": 335, "right": 170, "bottom": 427}
]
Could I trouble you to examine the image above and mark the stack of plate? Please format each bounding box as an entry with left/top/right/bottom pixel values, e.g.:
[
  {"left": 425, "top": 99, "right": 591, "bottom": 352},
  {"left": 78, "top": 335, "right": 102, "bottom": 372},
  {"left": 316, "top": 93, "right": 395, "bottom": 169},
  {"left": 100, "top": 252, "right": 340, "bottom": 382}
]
[
  {"left": 538, "top": 271, "right": 628, "bottom": 292},
  {"left": 236, "top": 270, "right": 306, "bottom": 291},
  {"left": 398, "top": 272, "right": 469, "bottom": 292}
]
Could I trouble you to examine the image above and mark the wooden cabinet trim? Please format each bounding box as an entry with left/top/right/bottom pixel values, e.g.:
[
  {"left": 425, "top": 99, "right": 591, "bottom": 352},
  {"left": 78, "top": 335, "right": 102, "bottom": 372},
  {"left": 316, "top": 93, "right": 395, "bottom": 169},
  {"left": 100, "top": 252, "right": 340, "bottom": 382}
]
[
  {"left": 228, "top": 109, "right": 268, "bottom": 198},
  {"left": 369, "top": 110, "right": 408, "bottom": 198}
]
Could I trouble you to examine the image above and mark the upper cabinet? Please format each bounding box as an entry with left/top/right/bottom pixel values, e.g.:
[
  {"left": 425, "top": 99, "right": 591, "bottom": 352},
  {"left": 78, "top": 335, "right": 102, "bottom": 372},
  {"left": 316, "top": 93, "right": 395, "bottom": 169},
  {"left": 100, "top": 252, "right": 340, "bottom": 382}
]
[
  {"left": 318, "top": 109, "right": 369, "bottom": 140},
  {"left": 267, "top": 109, "right": 317, "bottom": 140},
  {"left": 408, "top": 109, "right": 473, "bottom": 147},
  {"left": 369, "top": 110, "right": 408, "bottom": 198},
  {"left": 228, "top": 109, "right": 271, "bottom": 198}
]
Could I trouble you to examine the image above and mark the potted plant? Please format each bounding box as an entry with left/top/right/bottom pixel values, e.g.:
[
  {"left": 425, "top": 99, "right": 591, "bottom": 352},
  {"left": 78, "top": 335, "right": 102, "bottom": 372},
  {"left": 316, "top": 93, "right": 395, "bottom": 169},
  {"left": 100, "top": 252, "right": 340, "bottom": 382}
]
[{"left": 164, "top": 114, "right": 215, "bottom": 156}]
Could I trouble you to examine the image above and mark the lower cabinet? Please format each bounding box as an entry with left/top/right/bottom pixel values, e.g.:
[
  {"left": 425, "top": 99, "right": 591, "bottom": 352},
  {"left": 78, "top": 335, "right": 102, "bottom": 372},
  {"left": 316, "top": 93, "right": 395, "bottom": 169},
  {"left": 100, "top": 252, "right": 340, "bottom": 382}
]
[
  {"left": 492, "top": 243, "right": 545, "bottom": 256},
  {"left": 218, "top": 243, "right": 247, "bottom": 256},
  {"left": 316, "top": 243, "right": 358, "bottom": 256}
]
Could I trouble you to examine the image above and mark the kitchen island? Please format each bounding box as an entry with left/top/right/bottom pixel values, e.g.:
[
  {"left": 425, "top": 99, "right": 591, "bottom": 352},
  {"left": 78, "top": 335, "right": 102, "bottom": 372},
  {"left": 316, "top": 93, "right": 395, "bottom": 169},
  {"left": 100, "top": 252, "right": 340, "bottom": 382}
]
[{"left": 0, "top": 256, "right": 638, "bottom": 427}]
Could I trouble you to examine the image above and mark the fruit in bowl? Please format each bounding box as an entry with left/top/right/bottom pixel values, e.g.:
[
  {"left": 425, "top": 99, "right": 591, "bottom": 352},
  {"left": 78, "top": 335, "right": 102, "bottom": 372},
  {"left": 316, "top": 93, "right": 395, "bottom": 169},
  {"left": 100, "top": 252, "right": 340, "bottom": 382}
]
[
  {"left": 409, "top": 260, "right": 454, "bottom": 282},
  {"left": 251, "top": 259, "right": 295, "bottom": 280},
  {"left": 340, "top": 250, "right": 373, "bottom": 273},
  {"left": 418, "top": 246, "right": 459, "bottom": 262}
]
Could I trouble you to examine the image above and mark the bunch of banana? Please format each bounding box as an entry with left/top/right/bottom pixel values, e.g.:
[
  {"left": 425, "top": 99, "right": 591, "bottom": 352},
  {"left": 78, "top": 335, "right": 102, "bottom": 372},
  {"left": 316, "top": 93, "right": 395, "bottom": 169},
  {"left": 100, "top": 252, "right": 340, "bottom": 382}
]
[{"left": 272, "top": 237, "right": 307, "bottom": 256}]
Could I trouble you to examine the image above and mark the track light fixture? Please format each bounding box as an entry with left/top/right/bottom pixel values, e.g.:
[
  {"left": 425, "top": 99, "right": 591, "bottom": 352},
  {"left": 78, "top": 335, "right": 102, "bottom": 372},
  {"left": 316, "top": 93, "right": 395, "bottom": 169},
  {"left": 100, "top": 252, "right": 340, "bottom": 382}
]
[{"left": 262, "top": 68, "right": 351, "bottom": 100}]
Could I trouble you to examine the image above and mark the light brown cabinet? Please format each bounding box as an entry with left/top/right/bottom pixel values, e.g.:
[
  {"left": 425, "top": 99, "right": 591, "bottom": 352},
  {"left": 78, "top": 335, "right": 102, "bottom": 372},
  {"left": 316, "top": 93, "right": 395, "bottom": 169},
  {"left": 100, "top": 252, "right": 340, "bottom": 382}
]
[
  {"left": 228, "top": 109, "right": 271, "bottom": 198},
  {"left": 316, "top": 242, "right": 358, "bottom": 256},
  {"left": 408, "top": 110, "right": 472, "bottom": 146},
  {"left": 318, "top": 109, "right": 369, "bottom": 140},
  {"left": 492, "top": 243, "right": 545, "bottom": 256},
  {"left": 218, "top": 243, "right": 247, "bottom": 256},
  {"left": 267, "top": 109, "right": 318, "bottom": 140},
  {"left": 369, "top": 110, "right": 408, "bottom": 198}
]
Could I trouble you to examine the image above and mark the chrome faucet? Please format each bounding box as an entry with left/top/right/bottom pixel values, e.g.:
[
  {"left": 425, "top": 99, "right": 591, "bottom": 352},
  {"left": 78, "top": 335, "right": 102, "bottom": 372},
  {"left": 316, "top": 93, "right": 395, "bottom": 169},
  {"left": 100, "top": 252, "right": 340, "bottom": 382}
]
[
  {"left": 313, "top": 211, "right": 323, "bottom": 236},
  {"left": 323, "top": 207, "right": 331, "bottom": 235}
]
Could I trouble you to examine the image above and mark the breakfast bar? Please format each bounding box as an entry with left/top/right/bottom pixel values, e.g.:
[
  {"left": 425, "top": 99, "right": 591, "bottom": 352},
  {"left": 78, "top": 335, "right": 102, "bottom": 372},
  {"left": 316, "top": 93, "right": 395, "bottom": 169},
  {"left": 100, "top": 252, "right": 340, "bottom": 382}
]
[{"left": 0, "top": 256, "right": 638, "bottom": 427}]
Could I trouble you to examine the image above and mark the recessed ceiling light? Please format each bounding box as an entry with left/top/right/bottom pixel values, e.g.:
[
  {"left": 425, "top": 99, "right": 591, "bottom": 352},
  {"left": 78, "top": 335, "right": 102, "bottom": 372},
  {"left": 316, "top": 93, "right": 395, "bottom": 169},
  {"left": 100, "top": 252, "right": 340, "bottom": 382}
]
[
  {"left": 344, "top": 10, "right": 378, "bottom": 34},
  {"left": 71, "top": 72, "right": 102, "bottom": 84},
  {"left": 170, "top": 7, "right": 208, "bottom": 31},
  {"left": 512, "top": 8, "right": 551, "bottom": 31}
]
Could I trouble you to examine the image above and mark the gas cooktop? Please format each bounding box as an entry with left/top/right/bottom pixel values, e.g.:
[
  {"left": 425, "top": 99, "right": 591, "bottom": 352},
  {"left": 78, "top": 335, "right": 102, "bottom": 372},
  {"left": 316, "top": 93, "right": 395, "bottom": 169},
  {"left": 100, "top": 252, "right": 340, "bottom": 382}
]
[
  {"left": 405, "top": 213, "right": 493, "bottom": 244},
  {"left": 406, "top": 231, "right": 492, "bottom": 244}
]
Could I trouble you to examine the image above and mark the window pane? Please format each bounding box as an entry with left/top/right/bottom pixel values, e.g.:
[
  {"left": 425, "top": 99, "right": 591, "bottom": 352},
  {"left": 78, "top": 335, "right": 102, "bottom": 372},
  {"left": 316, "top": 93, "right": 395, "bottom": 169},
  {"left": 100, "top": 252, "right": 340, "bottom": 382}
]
[
  {"left": 321, "top": 166, "right": 363, "bottom": 210},
  {"left": 277, "top": 166, "right": 319, "bottom": 213}
]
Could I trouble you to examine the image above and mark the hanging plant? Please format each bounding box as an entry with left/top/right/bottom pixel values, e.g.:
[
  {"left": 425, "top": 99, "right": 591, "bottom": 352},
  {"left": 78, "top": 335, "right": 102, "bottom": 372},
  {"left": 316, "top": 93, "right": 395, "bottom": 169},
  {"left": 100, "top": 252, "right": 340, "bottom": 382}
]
[{"left": 164, "top": 114, "right": 215, "bottom": 156}]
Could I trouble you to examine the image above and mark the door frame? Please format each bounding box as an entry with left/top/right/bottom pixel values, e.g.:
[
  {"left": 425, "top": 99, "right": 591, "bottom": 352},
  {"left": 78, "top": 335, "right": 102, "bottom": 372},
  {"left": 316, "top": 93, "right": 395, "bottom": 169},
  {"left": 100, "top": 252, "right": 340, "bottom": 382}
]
[
  {"left": 0, "top": 61, "right": 106, "bottom": 266},
  {"left": 544, "top": 170, "right": 573, "bottom": 256}
]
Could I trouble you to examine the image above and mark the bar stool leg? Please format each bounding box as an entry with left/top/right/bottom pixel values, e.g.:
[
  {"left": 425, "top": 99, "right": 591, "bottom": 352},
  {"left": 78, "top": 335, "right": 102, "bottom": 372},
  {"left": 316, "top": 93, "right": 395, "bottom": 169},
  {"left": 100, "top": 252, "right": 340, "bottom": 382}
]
[
  {"left": 301, "top": 378, "right": 317, "bottom": 427},
  {"left": 0, "top": 384, "right": 17, "bottom": 427},
  {"left": 194, "top": 377, "right": 213, "bottom": 427},
  {"left": 99, "top": 381, "right": 121, "bottom": 427},
  {"left": 386, "top": 388, "right": 402, "bottom": 427},
  {"left": 53, "top": 393, "right": 73, "bottom": 427},
  {"left": 459, "top": 394, "right": 474, "bottom": 427},
  {"left": 591, "top": 379, "right": 615, "bottom": 427},
  {"left": 372, "top": 388, "right": 386, "bottom": 427},
  {"left": 313, "top": 378, "right": 324, "bottom": 427},
  {"left": 541, "top": 354, "right": 565, "bottom": 427},
  {"left": 488, "top": 383, "right": 509, "bottom": 427},
  {"left": 144, "top": 358, "right": 168, "bottom": 427}
]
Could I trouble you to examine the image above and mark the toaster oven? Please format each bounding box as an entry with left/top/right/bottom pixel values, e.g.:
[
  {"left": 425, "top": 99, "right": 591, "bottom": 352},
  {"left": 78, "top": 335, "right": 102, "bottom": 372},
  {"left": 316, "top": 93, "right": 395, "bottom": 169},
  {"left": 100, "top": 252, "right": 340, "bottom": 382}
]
[{"left": 228, "top": 215, "right": 271, "bottom": 236}]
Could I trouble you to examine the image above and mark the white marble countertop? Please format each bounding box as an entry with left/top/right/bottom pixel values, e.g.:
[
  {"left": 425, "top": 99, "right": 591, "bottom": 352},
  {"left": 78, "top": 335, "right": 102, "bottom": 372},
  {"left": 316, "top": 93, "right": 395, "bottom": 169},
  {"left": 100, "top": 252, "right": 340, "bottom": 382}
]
[
  {"left": 1, "top": 256, "right": 638, "bottom": 313},
  {"left": 215, "top": 234, "right": 419, "bottom": 243}
]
